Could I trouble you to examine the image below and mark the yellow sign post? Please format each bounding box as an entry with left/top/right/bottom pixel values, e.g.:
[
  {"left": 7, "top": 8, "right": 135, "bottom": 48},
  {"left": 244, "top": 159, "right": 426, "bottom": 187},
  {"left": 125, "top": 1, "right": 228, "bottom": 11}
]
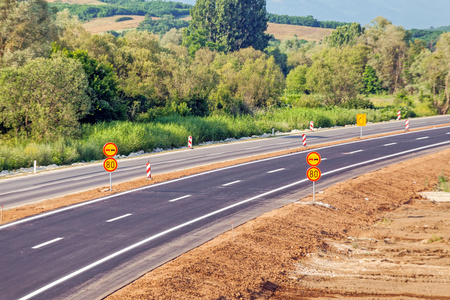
[{"left": 357, "top": 114, "right": 366, "bottom": 138}]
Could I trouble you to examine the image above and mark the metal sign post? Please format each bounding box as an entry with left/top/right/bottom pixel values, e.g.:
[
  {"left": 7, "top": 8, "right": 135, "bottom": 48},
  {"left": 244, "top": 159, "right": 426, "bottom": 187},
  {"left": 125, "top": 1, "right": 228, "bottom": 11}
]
[
  {"left": 306, "top": 152, "right": 322, "bottom": 202},
  {"left": 103, "top": 143, "right": 118, "bottom": 192}
]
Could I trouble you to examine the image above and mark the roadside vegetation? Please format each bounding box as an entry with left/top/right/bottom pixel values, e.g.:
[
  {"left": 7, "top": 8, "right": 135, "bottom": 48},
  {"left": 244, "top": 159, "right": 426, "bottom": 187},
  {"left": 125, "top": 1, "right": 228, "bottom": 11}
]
[{"left": 0, "top": 0, "right": 449, "bottom": 172}]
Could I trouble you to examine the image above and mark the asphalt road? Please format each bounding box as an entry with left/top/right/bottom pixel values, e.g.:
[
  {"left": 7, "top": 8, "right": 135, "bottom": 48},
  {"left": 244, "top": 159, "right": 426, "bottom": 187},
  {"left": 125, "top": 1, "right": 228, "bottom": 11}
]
[
  {"left": 1, "top": 115, "right": 449, "bottom": 209},
  {"left": 0, "top": 125, "right": 449, "bottom": 300}
]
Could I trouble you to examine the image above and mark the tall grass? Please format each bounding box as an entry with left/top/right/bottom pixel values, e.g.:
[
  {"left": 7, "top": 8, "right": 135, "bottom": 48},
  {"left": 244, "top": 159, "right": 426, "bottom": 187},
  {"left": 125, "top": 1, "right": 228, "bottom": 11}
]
[{"left": 0, "top": 106, "right": 434, "bottom": 171}]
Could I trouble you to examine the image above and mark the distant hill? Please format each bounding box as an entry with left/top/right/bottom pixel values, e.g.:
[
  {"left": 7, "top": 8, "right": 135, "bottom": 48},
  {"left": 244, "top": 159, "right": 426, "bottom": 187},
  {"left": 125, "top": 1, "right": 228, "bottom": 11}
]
[{"left": 426, "top": 25, "right": 450, "bottom": 32}]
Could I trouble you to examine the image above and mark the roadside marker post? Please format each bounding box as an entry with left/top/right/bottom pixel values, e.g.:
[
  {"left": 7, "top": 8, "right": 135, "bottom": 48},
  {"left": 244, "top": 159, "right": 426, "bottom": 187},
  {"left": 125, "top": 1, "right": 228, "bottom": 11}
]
[
  {"left": 302, "top": 134, "right": 306, "bottom": 147},
  {"left": 188, "top": 136, "right": 193, "bottom": 149},
  {"left": 103, "top": 143, "right": 118, "bottom": 191},
  {"left": 146, "top": 161, "right": 152, "bottom": 180},
  {"left": 357, "top": 114, "right": 366, "bottom": 138},
  {"left": 310, "top": 121, "right": 314, "bottom": 131},
  {"left": 405, "top": 119, "right": 409, "bottom": 131},
  {"left": 397, "top": 110, "right": 401, "bottom": 120},
  {"left": 306, "top": 152, "right": 322, "bottom": 202}
]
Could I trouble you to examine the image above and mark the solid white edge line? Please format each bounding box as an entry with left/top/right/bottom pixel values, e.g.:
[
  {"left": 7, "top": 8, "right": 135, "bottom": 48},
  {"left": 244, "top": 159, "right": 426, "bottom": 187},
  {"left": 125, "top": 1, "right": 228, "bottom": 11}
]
[
  {"left": 222, "top": 180, "right": 241, "bottom": 187},
  {"left": 383, "top": 142, "right": 397, "bottom": 146},
  {"left": 169, "top": 195, "right": 192, "bottom": 202},
  {"left": 447, "top": 132, "right": 450, "bottom": 134},
  {"left": 19, "top": 141, "right": 450, "bottom": 300},
  {"left": 267, "top": 168, "right": 285, "bottom": 174},
  {"left": 106, "top": 214, "right": 132, "bottom": 223},
  {"left": 31, "top": 237, "right": 63, "bottom": 250},
  {"left": 2, "top": 125, "right": 450, "bottom": 231},
  {"left": 416, "top": 136, "right": 429, "bottom": 140},
  {"left": 17, "top": 140, "right": 450, "bottom": 300}
]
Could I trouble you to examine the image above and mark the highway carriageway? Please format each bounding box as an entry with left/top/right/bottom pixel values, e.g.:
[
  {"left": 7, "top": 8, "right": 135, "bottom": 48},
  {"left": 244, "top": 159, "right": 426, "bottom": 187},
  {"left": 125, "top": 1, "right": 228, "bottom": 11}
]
[
  {"left": 1, "top": 115, "right": 449, "bottom": 209},
  {"left": 0, "top": 125, "right": 449, "bottom": 299}
]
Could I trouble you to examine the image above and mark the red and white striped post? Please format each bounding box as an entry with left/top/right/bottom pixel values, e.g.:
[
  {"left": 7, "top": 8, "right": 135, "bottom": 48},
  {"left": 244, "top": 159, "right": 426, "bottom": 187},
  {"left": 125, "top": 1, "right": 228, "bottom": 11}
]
[
  {"left": 310, "top": 121, "right": 314, "bottom": 131},
  {"left": 146, "top": 161, "right": 152, "bottom": 180},
  {"left": 405, "top": 119, "right": 409, "bottom": 131},
  {"left": 302, "top": 134, "right": 306, "bottom": 147},
  {"left": 188, "top": 136, "right": 193, "bottom": 149},
  {"left": 397, "top": 110, "right": 401, "bottom": 120}
]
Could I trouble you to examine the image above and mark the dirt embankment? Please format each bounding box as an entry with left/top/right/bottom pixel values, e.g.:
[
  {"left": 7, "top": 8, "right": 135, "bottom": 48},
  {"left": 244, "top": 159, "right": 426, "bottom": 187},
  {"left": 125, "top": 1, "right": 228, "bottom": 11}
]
[{"left": 106, "top": 149, "right": 450, "bottom": 299}]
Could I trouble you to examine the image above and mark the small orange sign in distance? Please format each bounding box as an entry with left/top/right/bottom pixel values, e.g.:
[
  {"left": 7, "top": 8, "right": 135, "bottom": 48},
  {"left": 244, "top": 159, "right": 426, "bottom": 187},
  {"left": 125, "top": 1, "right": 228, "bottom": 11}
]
[
  {"left": 103, "top": 157, "right": 118, "bottom": 172},
  {"left": 306, "top": 166, "right": 321, "bottom": 182},
  {"left": 103, "top": 142, "right": 118, "bottom": 158},
  {"left": 306, "top": 152, "right": 321, "bottom": 167}
]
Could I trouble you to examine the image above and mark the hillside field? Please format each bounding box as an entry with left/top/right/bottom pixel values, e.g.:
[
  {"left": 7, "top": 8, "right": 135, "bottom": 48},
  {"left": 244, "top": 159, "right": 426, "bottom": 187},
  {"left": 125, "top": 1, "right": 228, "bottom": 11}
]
[
  {"left": 82, "top": 16, "right": 333, "bottom": 41},
  {"left": 82, "top": 15, "right": 148, "bottom": 34}
]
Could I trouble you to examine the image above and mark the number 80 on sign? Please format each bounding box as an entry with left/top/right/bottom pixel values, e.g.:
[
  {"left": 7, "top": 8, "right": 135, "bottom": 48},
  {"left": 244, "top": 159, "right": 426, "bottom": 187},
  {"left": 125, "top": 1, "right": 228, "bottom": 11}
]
[
  {"left": 104, "top": 157, "right": 118, "bottom": 172},
  {"left": 306, "top": 166, "right": 321, "bottom": 182}
]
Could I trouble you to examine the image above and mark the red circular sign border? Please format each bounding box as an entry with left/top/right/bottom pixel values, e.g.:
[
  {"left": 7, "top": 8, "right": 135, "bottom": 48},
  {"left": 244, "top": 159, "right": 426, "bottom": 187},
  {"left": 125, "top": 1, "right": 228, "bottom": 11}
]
[
  {"left": 306, "top": 152, "right": 321, "bottom": 167},
  {"left": 103, "top": 157, "right": 118, "bottom": 172},
  {"left": 103, "top": 142, "right": 118, "bottom": 158},
  {"left": 306, "top": 166, "right": 321, "bottom": 182}
]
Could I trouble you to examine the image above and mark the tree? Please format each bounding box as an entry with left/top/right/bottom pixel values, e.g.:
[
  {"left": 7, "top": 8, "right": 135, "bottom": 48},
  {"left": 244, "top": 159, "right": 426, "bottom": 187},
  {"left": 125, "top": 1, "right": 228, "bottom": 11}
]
[
  {"left": 361, "top": 65, "right": 383, "bottom": 94},
  {"left": 325, "top": 23, "right": 363, "bottom": 47},
  {"left": 420, "top": 33, "right": 450, "bottom": 114},
  {"left": 209, "top": 48, "right": 285, "bottom": 113},
  {"left": 360, "top": 17, "right": 409, "bottom": 93},
  {"left": 53, "top": 47, "right": 123, "bottom": 123},
  {"left": 0, "top": 55, "right": 89, "bottom": 139},
  {"left": 0, "top": 0, "right": 59, "bottom": 66},
  {"left": 184, "top": 0, "right": 269, "bottom": 53},
  {"left": 306, "top": 45, "right": 369, "bottom": 106},
  {"left": 286, "top": 65, "right": 309, "bottom": 94}
]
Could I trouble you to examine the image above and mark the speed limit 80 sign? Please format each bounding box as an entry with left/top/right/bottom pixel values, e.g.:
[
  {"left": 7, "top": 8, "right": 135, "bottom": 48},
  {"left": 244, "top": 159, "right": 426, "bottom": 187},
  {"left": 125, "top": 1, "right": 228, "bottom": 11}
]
[
  {"left": 103, "top": 157, "right": 118, "bottom": 172},
  {"left": 306, "top": 166, "right": 321, "bottom": 182}
]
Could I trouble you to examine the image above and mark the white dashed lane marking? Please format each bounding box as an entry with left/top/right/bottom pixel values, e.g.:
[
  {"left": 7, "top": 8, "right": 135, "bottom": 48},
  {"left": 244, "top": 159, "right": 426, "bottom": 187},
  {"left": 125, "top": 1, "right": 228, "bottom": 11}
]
[
  {"left": 222, "top": 180, "right": 241, "bottom": 187},
  {"left": 32, "top": 238, "right": 63, "bottom": 250},
  {"left": 106, "top": 214, "right": 132, "bottom": 223},
  {"left": 169, "top": 195, "right": 192, "bottom": 203}
]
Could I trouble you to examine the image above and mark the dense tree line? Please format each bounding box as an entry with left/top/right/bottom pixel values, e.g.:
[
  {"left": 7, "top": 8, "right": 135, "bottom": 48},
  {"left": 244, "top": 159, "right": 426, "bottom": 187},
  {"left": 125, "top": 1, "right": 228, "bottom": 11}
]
[
  {"left": 409, "top": 29, "right": 446, "bottom": 50},
  {"left": 138, "top": 18, "right": 189, "bottom": 36},
  {"left": 49, "top": 0, "right": 191, "bottom": 21},
  {"left": 267, "top": 13, "right": 348, "bottom": 29}
]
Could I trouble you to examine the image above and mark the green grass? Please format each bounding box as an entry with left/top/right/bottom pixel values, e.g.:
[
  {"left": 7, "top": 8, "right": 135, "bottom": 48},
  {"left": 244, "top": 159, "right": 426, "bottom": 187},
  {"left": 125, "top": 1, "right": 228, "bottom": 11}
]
[
  {"left": 436, "top": 173, "right": 449, "bottom": 192},
  {"left": 0, "top": 106, "right": 440, "bottom": 171},
  {"left": 427, "top": 235, "right": 443, "bottom": 243}
]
